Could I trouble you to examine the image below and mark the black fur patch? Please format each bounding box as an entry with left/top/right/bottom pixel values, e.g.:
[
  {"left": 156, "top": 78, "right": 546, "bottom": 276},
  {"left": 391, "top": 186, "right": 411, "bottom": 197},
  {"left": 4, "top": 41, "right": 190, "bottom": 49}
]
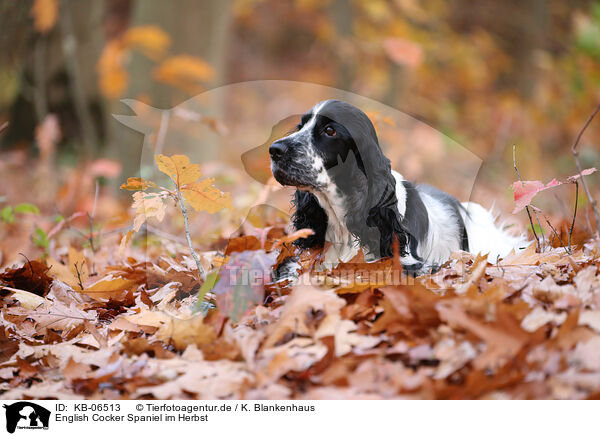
[
  {"left": 401, "top": 181, "right": 429, "bottom": 256},
  {"left": 291, "top": 190, "right": 328, "bottom": 249}
]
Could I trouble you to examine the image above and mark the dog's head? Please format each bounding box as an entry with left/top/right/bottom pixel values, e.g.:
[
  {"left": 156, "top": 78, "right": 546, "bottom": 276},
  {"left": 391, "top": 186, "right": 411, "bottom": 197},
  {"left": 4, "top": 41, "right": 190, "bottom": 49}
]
[
  {"left": 269, "top": 99, "right": 375, "bottom": 192},
  {"left": 269, "top": 99, "right": 408, "bottom": 259}
]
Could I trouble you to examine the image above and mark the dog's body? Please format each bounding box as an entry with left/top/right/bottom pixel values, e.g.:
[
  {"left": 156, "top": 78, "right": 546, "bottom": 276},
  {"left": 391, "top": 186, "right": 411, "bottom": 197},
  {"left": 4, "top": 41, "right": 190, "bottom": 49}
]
[{"left": 269, "top": 99, "right": 525, "bottom": 274}]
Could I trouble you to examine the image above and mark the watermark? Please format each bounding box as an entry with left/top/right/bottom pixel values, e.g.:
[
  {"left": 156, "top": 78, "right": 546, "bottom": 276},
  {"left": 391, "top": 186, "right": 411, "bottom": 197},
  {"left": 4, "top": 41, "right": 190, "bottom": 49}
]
[
  {"left": 3, "top": 402, "right": 51, "bottom": 433},
  {"left": 115, "top": 80, "right": 485, "bottom": 287}
]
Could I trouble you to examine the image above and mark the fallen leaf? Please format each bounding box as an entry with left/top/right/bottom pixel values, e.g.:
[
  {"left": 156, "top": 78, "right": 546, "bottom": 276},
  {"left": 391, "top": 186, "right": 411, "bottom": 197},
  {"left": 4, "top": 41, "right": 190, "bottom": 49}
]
[
  {"left": 81, "top": 275, "right": 137, "bottom": 300},
  {"left": 0, "top": 260, "right": 52, "bottom": 297},
  {"left": 156, "top": 313, "right": 215, "bottom": 350}
]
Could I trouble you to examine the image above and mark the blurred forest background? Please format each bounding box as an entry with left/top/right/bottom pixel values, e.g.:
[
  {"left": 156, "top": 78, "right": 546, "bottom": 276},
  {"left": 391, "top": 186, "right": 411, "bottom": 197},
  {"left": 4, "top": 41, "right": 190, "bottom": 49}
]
[{"left": 0, "top": 0, "right": 599, "bottom": 260}]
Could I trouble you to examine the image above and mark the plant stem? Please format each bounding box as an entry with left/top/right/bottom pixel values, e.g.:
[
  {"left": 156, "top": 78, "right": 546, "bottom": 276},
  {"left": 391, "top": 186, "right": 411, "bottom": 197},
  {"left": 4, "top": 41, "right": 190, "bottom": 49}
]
[
  {"left": 568, "top": 181, "right": 578, "bottom": 253},
  {"left": 543, "top": 215, "right": 569, "bottom": 254},
  {"left": 513, "top": 144, "right": 541, "bottom": 252},
  {"left": 173, "top": 183, "right": 206, "bottom": 281},
  {"left": 571, "top": 103, "right": 600, "bottom": 239}
]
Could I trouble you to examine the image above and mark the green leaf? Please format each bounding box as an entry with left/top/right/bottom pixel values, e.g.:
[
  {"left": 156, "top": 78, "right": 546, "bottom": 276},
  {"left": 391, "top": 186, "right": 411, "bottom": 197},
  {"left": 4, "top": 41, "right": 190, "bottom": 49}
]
[
  {"left": 32, "top": 227, "right": 49, "bottom": 249},
  {"left": 54, "top": 214, "right": 65, "bottom": 223},
  {"left": 194, "top": 271, "right": 219, "bottom": 313},
  {"left": 14, "top": 203, "right": 40, "bottom": 215},
  {"left": 1, "top": 206, "right": 14, "bottom": 223}
]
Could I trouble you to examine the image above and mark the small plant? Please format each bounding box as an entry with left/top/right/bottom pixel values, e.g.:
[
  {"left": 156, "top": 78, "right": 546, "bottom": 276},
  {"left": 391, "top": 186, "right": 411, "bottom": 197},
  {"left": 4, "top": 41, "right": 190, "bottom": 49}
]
[
  {"left": 120, "top": 154, "right": 232, "bottom": 283},
  {"left": 1, "top": 203, "right": 40, "bottom": 224}
]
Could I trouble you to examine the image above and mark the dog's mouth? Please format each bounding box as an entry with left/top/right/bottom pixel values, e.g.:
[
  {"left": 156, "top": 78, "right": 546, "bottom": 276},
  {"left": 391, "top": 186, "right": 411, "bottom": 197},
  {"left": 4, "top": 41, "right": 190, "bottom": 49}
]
[{"left": 271, "top": 163, "right": 317, "bottom": 190}]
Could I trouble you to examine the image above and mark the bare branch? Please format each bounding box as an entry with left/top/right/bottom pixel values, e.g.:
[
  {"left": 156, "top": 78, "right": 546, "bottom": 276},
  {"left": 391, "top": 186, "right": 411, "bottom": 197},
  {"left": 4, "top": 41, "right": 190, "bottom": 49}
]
[
  {"left": 568, "top": 181, "right": 579, "bottom": 254},
  {"left": 571, "top": 103, "right": 600, "bottom": 239},
  {"left": 513, "top": 144, "right": 541, "bottom": 251}
]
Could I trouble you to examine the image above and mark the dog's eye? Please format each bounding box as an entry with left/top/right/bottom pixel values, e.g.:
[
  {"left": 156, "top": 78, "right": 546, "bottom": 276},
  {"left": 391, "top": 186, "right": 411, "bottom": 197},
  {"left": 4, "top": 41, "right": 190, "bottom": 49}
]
[{"left": 324, "top": 126, "right": 336, "bottom": 137}]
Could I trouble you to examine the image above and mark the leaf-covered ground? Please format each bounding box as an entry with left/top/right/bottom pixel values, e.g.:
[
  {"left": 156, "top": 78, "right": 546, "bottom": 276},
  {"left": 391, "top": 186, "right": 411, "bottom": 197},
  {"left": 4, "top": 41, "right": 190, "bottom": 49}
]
[{"left": 1, "top": 221, "right": 600, "bottom": 400}]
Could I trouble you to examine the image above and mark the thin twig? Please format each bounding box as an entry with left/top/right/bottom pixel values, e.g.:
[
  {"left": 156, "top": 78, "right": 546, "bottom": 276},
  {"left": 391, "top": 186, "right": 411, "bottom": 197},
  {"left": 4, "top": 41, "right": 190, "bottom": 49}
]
[
  {"left": 533, "top": 211, "right": 546, "bottom": 251},
  {"left": 543, "top": 214, "right": 569, "bottom": 254},
  {"left": 19, "top": 253, "right": 34, "bottom": 278},
  {"left": 568, "top": 181, "right": 579, "bottom": 254},
  {"left": 571, "top": 102, "right": 600, "bottom": 239},
  {"left": 73, "top": 261, "right": 85, "bottom": 290},
  {"left": 0, "top": 121, "right": 8, "bottom": 135},
  {"left": 171, "top": 179, "right": 206, "bottom": 281},
  {"left": 146, "top": 225, "right": 188, "bottom": 245},
  {"left": 513, "top": 145, "right": 541, "bottom": 251},
  {"left": 33, "top": 36, "right": 48, "bottom": 123},
  {"left": 92, "top": 180, "right": 99, "bottom": 219},
  {"left": 86, "top": 212, "right": 96, "bottom": 253}
]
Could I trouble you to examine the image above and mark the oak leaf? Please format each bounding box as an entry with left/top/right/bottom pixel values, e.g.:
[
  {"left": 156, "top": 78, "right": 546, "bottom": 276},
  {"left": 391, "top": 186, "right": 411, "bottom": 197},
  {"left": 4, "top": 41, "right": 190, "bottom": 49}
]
[
  {"left": 132, "top": 191, "right": 167, "bottom": 232},
  {"left": 155, "top": 154, "right": 202, "bottom": 188},
  {"left": 81, "top": 275, "right": 137, "bottom": 301},
  {"left": 182, "top": 179, "right": 232, "bottom": 213},
  {"left": 156, "top": 313, "right": 215, "bottom": 351}
]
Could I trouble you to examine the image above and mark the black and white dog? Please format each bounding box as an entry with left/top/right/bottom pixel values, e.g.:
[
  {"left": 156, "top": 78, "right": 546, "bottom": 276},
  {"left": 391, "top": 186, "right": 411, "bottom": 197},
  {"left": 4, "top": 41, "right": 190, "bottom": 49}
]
[{"left": 269, "top": 99, "right": 525, "bottom": 274}]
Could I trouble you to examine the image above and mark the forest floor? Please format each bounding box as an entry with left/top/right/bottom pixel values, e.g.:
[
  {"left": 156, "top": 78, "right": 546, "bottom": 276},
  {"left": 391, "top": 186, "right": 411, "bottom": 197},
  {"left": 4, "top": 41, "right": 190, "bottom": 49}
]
[{"left": 1, "top": 210, "right": 600, "bottom": 399}]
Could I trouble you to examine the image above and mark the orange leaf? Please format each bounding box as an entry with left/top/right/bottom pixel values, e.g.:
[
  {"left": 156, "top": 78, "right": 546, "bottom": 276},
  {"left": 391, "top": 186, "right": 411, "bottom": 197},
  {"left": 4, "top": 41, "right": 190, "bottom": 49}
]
[
  {"left": 181, "top": 178, "right": 232, "bottom": 213},
  {"left": 81, "top": 275, "right": 137, "bottom": 300},
  {"left": 123, "top": 25, "right": 171, "bottom": 60},
  {"left": 155, "top": 154, "right": 202, "bottom": 188},
  {"left": 120, "top": 177, "right": 157, "bottom": 191},
  {"left": 97, "top": 40, "right": 128, "bottom": 98},
  {"left": 31, "top": 0, "right": 58, "bottom": 33},
  {"left": 153, "top": 55, "right": 215, "bottom": 94},
  {"left": 272, "top": 228, "right": 315, "bottom": 249}
]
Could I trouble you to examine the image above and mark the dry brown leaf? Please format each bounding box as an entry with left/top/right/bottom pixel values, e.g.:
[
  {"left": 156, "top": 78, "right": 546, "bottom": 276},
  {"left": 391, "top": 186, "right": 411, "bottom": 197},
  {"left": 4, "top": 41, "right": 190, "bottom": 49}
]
[
  {"left": 80, "top": 275, "right": 137, "bottom": 300},
  {"left": 63, "top": 357, "right": 91, "bottom": 381},
  {"left": 436, "top": 299, "right": 529, "bottom": 370},
  {"left": 5, "top": 300, "right": 95, "bottom": 334},
  {"left": 3, "top": 288, "right": 45, "bottom": 309},
  {"left": 264, "top": 279, "right": 346, "bottom": 348},
  {"left": 156, "top": 313, "right": 215, "bottom": 350}
]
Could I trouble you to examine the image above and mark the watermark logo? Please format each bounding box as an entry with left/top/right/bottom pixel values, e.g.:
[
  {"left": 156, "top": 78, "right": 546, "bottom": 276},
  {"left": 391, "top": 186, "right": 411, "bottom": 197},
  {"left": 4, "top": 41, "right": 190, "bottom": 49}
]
[{"left": 3, "top": 402, "right": 50, "bottom": 433}]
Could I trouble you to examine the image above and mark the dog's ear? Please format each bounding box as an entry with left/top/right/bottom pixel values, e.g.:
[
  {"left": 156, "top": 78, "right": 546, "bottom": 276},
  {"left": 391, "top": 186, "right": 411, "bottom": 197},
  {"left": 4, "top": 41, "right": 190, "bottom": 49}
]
[
  {"left": 341, "top": 116, "right": 411, "bottom": 259},
  {"left": 292, "top": 190, "right": 328, "bottom": 249},
  {"left": 363, "top": 184, "right": 410, "bottom": 259}
]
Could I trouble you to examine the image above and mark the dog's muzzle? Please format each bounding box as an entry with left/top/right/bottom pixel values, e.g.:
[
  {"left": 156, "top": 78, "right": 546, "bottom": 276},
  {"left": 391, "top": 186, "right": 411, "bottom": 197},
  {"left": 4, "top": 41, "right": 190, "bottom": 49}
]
[{"left": 269, "top": 138, "right": 316, "bottom": 188}]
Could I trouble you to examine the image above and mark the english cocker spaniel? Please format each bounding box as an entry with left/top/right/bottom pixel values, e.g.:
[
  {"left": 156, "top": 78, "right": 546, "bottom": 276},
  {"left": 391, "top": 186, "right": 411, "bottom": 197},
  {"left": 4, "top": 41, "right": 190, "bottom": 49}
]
[{"left": 269, "top": 99, "right": 525, "bottom": 275}]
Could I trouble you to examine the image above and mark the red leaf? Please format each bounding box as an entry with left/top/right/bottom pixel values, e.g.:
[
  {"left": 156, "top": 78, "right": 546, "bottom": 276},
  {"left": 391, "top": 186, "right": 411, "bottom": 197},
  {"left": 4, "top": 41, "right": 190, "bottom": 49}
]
[{"left": 511, "top": 168, "right": 597, "bottom": 213}]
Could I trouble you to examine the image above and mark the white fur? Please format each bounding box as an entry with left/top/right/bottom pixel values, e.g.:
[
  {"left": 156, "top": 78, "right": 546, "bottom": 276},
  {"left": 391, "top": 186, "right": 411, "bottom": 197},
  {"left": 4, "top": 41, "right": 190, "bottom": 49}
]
[
  {"left": 416, "top": 189, "right": 463, "bottom": 266},
  {"left": 392, "top": 170, "right": 406, "bottom": 216},
  {"left": 459, "top": 202, "right": 527, "bottom": 262},
  {"left": 392, "top": 172, "right": 526, "bottom": 270}
]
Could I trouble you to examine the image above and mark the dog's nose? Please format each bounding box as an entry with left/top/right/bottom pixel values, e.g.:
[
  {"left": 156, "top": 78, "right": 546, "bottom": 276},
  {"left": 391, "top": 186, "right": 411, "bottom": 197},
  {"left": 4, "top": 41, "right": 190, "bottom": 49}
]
[{"left": 269, "top": 140, "right": 288, "bottom": 160}]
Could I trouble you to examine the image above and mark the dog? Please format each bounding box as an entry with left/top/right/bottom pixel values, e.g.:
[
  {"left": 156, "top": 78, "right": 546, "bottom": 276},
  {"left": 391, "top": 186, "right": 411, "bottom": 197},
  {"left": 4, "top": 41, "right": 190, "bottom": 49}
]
[{"left": 269, "top": 99, "right": 526, "bottom": 275}]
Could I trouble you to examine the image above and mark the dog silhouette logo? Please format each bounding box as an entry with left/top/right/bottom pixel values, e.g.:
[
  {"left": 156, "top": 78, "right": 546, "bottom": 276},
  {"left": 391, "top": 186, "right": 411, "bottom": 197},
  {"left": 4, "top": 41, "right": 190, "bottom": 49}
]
[{"left": 3, "top": 402, "right": 50, "bottom": 433}]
